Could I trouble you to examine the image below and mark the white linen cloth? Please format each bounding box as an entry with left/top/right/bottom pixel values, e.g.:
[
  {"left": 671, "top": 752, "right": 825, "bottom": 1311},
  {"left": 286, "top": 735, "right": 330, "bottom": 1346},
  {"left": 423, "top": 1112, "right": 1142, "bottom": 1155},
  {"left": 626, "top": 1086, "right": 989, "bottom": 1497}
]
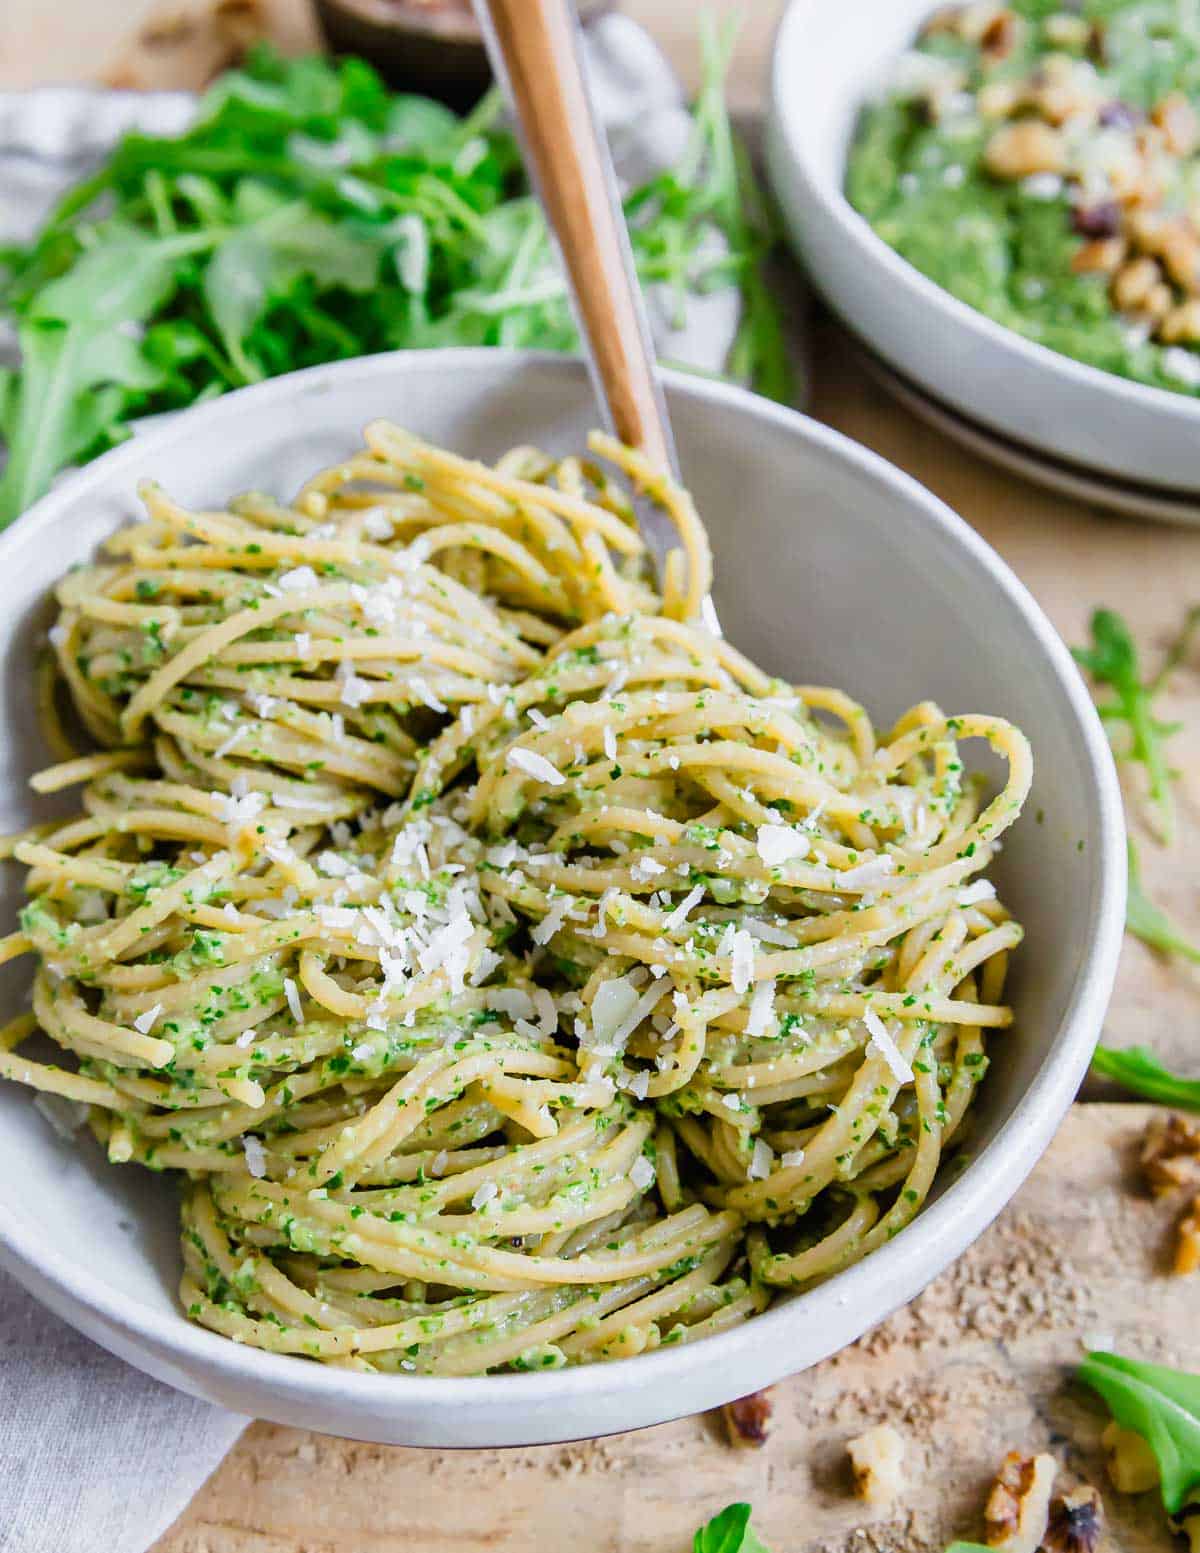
[{"left": 0, "top": 16, "right": 778, "bottom": 1552}]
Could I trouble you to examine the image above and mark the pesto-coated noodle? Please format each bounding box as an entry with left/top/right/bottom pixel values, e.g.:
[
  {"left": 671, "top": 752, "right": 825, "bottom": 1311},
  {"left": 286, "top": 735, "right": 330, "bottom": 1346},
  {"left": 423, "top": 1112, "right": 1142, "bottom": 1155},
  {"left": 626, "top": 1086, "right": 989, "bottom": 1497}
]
[{"left": 0, "top": 424, "right": 1031, "bottom": 1374}]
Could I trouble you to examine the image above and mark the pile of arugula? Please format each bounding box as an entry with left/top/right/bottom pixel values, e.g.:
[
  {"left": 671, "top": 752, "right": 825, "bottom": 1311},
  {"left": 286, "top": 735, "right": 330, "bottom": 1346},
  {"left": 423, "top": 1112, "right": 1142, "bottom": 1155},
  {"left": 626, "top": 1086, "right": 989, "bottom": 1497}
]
[
  {"left": 0, "top": 30, "right": 791, "bottom": 526},
  {"left": 1073, "top": 607, "right": 1200, "bottom": 1109}
]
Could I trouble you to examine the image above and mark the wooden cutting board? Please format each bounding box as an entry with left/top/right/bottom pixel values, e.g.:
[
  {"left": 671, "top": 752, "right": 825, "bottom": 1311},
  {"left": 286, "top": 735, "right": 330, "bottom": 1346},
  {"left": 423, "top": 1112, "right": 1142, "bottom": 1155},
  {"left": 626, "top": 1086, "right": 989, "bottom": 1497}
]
[{"left": 4, "top": 2, "right": 1200, "bottom": 1548}]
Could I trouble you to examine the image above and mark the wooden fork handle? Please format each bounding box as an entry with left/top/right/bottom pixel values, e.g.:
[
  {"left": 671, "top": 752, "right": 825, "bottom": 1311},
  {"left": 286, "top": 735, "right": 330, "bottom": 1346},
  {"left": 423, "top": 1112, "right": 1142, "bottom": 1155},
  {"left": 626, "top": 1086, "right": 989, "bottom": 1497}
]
[{"left": 475, "top": 0, "right": 677, "bottom": 476}]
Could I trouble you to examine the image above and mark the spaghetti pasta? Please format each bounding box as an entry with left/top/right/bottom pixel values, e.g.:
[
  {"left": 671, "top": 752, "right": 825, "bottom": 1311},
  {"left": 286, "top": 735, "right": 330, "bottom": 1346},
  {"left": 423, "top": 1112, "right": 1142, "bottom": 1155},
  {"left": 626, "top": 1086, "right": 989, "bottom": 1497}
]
[{"left": 1, "top": 423, "right": 1031, "bottom": 1374}]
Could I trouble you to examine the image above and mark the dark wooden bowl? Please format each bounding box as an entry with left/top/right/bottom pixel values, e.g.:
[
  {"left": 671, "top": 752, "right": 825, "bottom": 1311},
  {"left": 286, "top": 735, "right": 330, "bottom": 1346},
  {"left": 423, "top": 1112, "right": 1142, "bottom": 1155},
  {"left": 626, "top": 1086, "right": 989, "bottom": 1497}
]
[{"left": 314, "top": 0, "right": 616, "bottom": 111}]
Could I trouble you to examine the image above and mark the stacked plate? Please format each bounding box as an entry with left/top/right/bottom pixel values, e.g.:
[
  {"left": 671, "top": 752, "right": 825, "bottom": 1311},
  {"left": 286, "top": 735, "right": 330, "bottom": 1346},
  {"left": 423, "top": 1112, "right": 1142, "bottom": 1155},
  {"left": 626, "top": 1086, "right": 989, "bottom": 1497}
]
[{"left": 765, "top": 0, "right": 1200, "bottom": 524}]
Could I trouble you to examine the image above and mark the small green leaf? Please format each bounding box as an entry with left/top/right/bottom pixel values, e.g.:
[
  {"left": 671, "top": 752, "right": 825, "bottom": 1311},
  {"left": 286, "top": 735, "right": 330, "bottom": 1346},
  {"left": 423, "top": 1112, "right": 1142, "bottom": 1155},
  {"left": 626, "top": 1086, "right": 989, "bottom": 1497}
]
[
  {"left": 693, "top": 1503, "right": 773, "bottom": 1553},
  {"left": 1124, "top": 841, "right": 1200, "bottom": 964},
  {"left": 30, "top": 228, "right": 211, "bottom": 328},
  {"left": 1078, "top": 1351, "right": 1200, "bottom": 1515},
  {"left": 1091, "top": 1045, "right": 1200, "bottom": 1110},
  {"left": 1073, "top": 608, "right": 1180, "bottom": 843}
]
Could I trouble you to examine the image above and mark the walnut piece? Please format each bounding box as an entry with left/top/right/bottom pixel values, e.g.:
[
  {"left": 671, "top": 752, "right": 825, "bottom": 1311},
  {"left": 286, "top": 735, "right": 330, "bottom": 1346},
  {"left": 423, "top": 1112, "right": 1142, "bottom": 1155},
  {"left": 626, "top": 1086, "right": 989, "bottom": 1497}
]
[
  {"left": 847, "top": 1424, "right": 906, "bottom": 1506},
  {"left": 980, "top": 10, "right": 1020, "bottom": 60},
  {"left": 984, "top": 121, "right": 1065, "bottom": 179},
  {"left": 1176, "top": 1194, "right": 1200, "bottom": 1275},
  {"left": 984, "top": 1451, "right": 1057, "bottom": 1553},
  {"left": 1071, "top": 236, "right": 1127, "bottom": 275},
  {"left": 1154, "top": 93, "right": 1200, "bottom": 158},
  {"left": 1044, "top": 13, "right": 1091, "bottom": 49},
  {"left": 978, "top": 80, "right": 1023, "bottom": 119},
  {"left": 1042, "top": 1485, "right": 1104, "bottom": 1553},
  {"left": 1142, "top": 1113, "right": 1200, "bottom": 1195},
  {"left": 1101, "top": 1420, "right": 1160, "bottom": 1494},
  {"left": 1112, "top": 255, "right": 1164, "bottom": 311},
  {"left": 721, "top": 1389, "right": 773, "bottom": 1449}
]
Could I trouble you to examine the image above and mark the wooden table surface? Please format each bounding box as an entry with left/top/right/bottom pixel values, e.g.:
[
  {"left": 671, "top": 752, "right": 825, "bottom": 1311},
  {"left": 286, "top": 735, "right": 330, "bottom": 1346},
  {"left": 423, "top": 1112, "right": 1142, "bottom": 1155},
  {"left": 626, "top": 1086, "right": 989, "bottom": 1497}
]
[{"left": 3, "top": 1, "right": 1200, "bottom": 1549}]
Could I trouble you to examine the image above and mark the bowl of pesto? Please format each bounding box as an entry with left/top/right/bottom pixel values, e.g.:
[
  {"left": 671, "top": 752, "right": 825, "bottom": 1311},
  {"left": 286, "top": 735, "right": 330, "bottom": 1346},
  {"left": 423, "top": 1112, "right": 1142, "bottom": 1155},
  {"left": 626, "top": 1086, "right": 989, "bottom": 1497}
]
[{"left": 767, "top": 0, "right": 1200, "bottom": 495}]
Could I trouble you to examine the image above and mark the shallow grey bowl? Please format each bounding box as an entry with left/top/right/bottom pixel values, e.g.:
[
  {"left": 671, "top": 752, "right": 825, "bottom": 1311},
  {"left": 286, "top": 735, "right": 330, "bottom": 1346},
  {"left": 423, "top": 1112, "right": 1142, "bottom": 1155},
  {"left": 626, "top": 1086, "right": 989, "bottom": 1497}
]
[
  {"left": 0, "top": 350, "right": 1124, "bottom": 1446},
  {"left": 767, "top": 0, "right": 1200, "bottom": 496}
]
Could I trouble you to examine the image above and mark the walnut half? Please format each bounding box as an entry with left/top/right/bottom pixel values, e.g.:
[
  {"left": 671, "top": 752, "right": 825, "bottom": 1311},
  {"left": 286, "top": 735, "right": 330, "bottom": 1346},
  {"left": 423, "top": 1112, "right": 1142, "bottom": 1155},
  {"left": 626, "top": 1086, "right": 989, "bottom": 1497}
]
[
  {"left": 721, "top": 1389, "right": 773, "bottom": 1449},
  {"left": 984, "top": 1451, "right": 1058, "bottom": 1553},
  {"left": 1143, "top": 1113, "right": 1200, "bottom": 1195},
  {"left": 847, "top": 1424, "right": 906, "bottom": 1506}
]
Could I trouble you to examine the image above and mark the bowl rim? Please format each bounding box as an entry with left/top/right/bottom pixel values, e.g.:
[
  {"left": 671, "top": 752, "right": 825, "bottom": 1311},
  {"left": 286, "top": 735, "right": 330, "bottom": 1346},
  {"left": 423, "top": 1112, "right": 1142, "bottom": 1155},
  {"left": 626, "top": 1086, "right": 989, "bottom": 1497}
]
[
  {"left": 0, "top": 347, "right": 1126, "bottom": 1420},
  {"left": 769, "top": 0, "right": 1200, "bottom": 434}
]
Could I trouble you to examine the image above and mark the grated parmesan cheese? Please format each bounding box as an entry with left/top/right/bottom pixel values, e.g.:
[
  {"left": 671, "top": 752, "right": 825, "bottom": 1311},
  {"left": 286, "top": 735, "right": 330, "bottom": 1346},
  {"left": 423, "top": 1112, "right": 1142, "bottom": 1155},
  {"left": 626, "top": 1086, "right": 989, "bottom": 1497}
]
[
  {"left": 283, "top": 977, "right": 303, "bottom": 1024},
  {"left": 629, "top": 1154, "right": 655, "bottom": 1191},
  {"left": 132, "top": 1003, "right": 163, "bottom": 1035},
  {"left": 214, "top": 725, "right": 247, "bottom": 759},
  {"left": 506, "top": 746, "right": 566, "bottom": 787},
  {"left": 471, "top": 1180, "right": 499, "bottom": 1210},
  {"left": 863, "top": 1006, "right": 913, "bottom": 1084},
  {"left": 746, "top": 979, "right": 776, "bottom": 1038},
  {"left": 242, "top": 1135, "right": 268, "bottom": 1179},
  {"left": 728, "top": 928, "right": 755, "bottom": 995},
  {"left": 834, "top": 855, "right": 896, "bottom": 892},
  {"left": 410, "top": 676, "right": 448, "bottom": 714},
  {"left": 756, "top": 823, "right": 810, "bottom": 867},
  {"left": 663, "top": 884, "right": 704, "bottom": 932},
  {"left": 748, "top": 1138, "right": 773, "bottom": 1180},
  {"left": 362, "top": 507, "right": 395, "bottom": 541}
]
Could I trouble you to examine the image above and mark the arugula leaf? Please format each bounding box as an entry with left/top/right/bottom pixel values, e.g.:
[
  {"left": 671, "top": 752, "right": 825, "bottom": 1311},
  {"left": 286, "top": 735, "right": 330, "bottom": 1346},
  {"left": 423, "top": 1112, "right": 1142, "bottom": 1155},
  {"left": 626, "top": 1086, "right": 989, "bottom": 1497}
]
[
  {"left": 0, "top": 229, "right": 212, "bottom": 523},
  {"left": 1073, "top": 608, "right": 1180, "bottom": 843},
  {"left": 1091, "top": 1044, "right": 1200, "bottom": 1109},
  {"left": 28, "top": 228, "right": 212, "bottom": 326},
  {"left": 0, "top": 321, "right": 166, "bottom": 523},
  {"left": 693, "top": 1504, "right": 773, "bottom": 1553},
  {"left": 1124, "top": 840, "right": 1200, "bottom": 964},
  {"left": 203, "top": 201, "right": 382, "bottom": 382},
  {"left": 1078, "top": 1351, "right": 1200, "bottom": 1515}
]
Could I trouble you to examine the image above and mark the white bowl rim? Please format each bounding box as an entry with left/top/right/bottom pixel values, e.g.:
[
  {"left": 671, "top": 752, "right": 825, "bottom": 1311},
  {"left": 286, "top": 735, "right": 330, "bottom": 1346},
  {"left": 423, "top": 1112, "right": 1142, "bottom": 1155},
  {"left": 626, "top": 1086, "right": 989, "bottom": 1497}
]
[
  {"left": 770, "top": 0, "right": 1200, "bottom": 433},
  {"left": 0, "top": 347, "right": 1127, "bottom": 1418}
]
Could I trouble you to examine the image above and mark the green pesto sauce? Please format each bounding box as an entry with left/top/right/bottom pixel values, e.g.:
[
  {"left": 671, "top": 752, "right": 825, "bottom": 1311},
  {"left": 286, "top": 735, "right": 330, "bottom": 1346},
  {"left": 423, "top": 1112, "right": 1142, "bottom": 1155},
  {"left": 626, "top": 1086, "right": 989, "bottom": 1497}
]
[{"left": 846, "top": 0, "right": 1200, "bottom": 394}]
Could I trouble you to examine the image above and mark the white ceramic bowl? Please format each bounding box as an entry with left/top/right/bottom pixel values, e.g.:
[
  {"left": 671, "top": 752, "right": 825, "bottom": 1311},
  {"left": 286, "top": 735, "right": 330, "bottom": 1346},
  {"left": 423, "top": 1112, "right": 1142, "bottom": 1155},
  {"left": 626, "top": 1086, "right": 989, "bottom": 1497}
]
[
  {"left": 767, "top": 0, "right": 1200, "bottom": 493},
  {"left": 0, "top": 351, "right": 1124, "bottom": 1446}
]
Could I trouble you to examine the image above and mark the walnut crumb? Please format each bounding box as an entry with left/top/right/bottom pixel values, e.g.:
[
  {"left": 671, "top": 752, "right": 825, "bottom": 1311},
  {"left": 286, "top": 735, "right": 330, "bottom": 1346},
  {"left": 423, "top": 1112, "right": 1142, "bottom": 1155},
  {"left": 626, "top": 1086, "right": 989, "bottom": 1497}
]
[
  {"left": 984, "top": 1451, "right": 1057, "bottom": 1553},
  {"left": 1176, "top": 1194, "right": 1200, "bottom": 1275},
  {"left": 1101, "top": 1420, "right": 1160, "bottom": 1494},
  {"left": 1142, "top": 1113, "right": 1200, "bottom": 1195},
  {"left": 1169, "top": 1500, "right": 1200, "bottom": 1553},
  {"left": 721, "top": 1389, "right": 773, "bottom": 1449},
  {"left": 847, "top": 1424, "right": 906, "bottom": 1506},
  {"left": 1042, "top": 1485, "right": 1104, "bottom": 1553}
]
